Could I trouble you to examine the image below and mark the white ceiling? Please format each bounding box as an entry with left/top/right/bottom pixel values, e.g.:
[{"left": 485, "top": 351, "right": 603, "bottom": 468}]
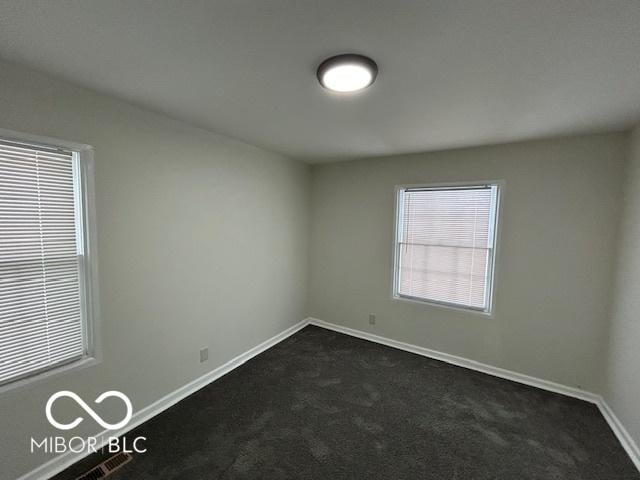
[{"left": 1, "top": 1, "right": 639, "bottom": 163}]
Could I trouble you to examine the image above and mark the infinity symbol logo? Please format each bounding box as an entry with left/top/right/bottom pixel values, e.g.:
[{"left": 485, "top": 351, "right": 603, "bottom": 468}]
[{"left": 45, "top": 391, "right": 133, "bottom": 431}]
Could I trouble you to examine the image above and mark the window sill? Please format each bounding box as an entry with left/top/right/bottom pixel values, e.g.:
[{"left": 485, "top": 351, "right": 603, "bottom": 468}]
[
  {"left": 0, "top": 356, "right": 100, "bottom": 395},
  {"left": 391, "top": 294, "right": 494, "bottom": 318}
]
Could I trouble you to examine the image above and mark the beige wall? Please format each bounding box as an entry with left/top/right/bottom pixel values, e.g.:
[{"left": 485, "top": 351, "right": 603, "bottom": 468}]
[
  {"left": 0, "top": 60, "right": 310, "bottom": 479},
  {"left": 309, "top": 133, "right": 627, "bottom": 393},
  {"left": 606, "top": 124, "right": 640, "bottom": 447}
]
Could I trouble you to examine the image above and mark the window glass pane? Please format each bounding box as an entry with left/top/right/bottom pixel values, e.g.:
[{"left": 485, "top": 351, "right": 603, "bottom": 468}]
[
  {"left": 0, "top": 139, "right": 85, "bottom": 385},
  {"left": 396, "top": 186, "right": 498, "bottom": 311}
]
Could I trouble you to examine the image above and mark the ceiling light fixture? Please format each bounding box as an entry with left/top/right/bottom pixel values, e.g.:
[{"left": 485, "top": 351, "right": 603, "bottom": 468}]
[{"left": 317, "top": 54, "right": 378, "bottom": 93}]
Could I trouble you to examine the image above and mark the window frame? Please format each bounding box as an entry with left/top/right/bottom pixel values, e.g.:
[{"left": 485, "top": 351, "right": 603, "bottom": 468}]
[
  {"left": 0, "top": 128, "right": 101, "bottom": 393},
  {"left": 391, "top": 180, "right": 503, "bottom": 316}
]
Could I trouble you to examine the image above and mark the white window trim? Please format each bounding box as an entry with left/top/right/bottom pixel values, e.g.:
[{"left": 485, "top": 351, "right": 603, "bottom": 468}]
[
  {"left": 0, "top": 128, "right": 101, "bottom": 394},
  {"left": 390, "top": 180, "right": 504, "bottom": 317}
]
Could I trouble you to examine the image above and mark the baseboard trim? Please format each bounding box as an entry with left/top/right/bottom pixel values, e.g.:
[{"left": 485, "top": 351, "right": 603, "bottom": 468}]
[
  {"left": 17, "top": 319, "right": 310, "bottom": 480},
  {"left": 307, "top": 318, "right": 599, "bottom": 403},
  {"left": 596, "top": 396, "right": 640, "bottom": 471},
  {"left": 308, "top": 317, "right": 640, "bottom": 472}
]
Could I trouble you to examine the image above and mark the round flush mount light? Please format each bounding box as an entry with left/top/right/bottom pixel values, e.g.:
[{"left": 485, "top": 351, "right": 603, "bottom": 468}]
[{"left": 317, "top": 54, "right": 378, "bottom": 93}]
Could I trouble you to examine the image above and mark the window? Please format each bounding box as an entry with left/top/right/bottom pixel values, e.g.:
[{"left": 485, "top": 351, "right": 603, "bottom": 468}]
[
  {"left": 0, "top": 135, "right": 96, "bottom": 387},
  {"left": 393, "top": 183, "right": 500, "bottom": 313}
]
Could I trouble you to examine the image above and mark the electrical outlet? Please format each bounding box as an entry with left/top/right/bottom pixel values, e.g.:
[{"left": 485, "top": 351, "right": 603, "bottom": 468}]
[
  {"left": 199, "top": 347, "right": 209, "bottom": 363},
  {"left": 368, "top": 314, "right": 376, "bottom": 325}
]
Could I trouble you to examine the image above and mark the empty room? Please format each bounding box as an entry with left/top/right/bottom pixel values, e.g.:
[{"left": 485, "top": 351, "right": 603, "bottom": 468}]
[{"left": 1, "top": 1, "right": 640, "bottom": 479}]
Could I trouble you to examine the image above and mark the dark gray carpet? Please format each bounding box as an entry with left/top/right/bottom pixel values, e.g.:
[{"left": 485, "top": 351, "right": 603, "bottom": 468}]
[{"left": 53, "top": 325, "right": 639, "bottom": 480}]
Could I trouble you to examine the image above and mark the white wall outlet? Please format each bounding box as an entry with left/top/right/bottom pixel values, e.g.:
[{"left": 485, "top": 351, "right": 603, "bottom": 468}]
[
  {"left": 369, "top": 314, "right": 376, "bottom": 325},
  {"left": 200, "top": 347, "right": 209, "bottom": 363}
]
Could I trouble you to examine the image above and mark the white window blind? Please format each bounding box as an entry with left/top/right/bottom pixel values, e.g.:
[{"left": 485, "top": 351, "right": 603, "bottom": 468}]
[
  {"left": 394, "top": 185, "right": 499, "bottom": 312},
  {"left": 0, "top": 139, "right": 87, "bottom": 386}
]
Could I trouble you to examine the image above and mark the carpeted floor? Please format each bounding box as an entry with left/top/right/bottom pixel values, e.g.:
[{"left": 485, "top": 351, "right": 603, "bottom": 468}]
[{"left": 53, "top": 325, "right": 639, "bottom": 480}]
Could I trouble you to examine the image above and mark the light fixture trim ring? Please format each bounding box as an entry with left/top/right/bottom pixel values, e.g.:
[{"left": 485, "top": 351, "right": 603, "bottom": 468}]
[{"left": 317, "top": 53, "right": 378, "bottom": 92}]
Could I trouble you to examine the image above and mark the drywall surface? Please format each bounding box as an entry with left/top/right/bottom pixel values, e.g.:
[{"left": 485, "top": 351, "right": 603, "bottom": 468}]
[
  {"left": 606, "top": 124, "right": 640, "bottom": 447},
  {"left": 0, "top": 60, "right": 310, "bottom": 479},
  {"left": 309, "top": 133, "right": 626, "bottom": 394}
]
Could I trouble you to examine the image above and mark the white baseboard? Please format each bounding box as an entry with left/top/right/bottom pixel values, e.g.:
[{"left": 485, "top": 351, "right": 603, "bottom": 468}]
[
  {"left": 307, "top": 317, "right": 640, "bottom": 473},
  {"left": 307, "top": 318, "right": 599, "bottom": 402},
  {"left": 17, "top": 319, "right": 310, "bottom": 480},
  {"left": 596, "top": 396, "right": 640, "bottom": 471}
]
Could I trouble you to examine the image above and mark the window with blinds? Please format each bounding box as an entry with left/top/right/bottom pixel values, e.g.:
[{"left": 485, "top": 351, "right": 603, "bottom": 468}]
[
  {"left": 393, "top": 184, "right": 500, "bottom": 312},
  {"left": 0, "top": 137, "right": 90, "bottom": 386}
]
